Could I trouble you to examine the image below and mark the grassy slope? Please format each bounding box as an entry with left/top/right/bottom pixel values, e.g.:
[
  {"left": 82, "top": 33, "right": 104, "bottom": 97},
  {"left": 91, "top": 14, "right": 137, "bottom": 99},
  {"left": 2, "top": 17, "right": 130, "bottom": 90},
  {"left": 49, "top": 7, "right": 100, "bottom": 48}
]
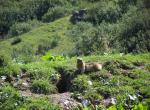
[
  {"left": 0, "top": 0, "right": 101, "bottom": 56},
  {"left": 23, "top": 53, "right": 150, "bottom": 105},
  {"left": 0, "top": 16, "right": 74, "bottom": 56},
  {"left": 25, "top": 53, "right": 150, "bottom": 71}
]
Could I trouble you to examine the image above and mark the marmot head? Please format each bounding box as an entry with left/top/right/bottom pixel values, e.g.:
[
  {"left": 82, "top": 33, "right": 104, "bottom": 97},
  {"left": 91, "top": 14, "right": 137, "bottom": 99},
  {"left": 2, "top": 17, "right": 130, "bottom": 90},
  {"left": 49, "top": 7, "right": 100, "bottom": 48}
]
[{"left": 77, "top": 58, "right": 83, "bottom": 64}]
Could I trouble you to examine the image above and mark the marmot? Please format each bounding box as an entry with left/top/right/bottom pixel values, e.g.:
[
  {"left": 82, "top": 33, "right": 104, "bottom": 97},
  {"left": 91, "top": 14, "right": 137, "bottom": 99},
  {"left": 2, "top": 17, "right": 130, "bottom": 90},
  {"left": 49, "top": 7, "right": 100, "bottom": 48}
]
[{"left": 77, "top": 58, "right": 102, "bottom": 73}]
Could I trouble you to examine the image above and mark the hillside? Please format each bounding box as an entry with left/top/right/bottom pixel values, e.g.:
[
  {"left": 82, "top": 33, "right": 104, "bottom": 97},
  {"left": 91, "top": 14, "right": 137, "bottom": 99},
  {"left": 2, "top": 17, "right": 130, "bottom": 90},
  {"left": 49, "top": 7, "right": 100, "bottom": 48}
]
[
  {"left": 0, "top": 17, "right": 75, "bottom": 58},
  {"left": 0, "top": 0, "right": 150, "bottom": 110},
  {"left": 0, "top": 53, "right": 150, "bottom": 109}
]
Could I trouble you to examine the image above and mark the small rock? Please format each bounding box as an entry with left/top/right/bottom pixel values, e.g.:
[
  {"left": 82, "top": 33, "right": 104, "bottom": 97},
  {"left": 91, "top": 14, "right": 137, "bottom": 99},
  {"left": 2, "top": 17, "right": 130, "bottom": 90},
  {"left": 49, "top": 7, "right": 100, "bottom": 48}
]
[
  {"left": 22, "top": 82, "right": 29, "bottom": 87},
  {"left": 1, "top": 76, "right": 6, "bottom": 80},
  {"left": 103, "top": 97, "right": 116, "bottom": 107},
  {"left": 82, "top": 99, "right": 89, "bottom": 107}
]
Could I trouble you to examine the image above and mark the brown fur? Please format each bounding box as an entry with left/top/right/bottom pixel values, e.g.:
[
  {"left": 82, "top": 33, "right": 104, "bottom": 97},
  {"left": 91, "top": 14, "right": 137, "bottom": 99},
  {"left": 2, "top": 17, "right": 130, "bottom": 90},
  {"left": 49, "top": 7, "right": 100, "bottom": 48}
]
[{"left": 77, "top": 58, "right": 102, "bottom": 73}]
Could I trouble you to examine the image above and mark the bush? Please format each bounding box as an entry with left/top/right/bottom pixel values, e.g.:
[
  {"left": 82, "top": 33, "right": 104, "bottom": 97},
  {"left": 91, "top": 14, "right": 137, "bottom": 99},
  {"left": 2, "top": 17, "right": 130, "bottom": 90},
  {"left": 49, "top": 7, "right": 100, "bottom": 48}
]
[
  {"left": 0, "top": 64, "right": 21, "bottom": 76},
  {"left": 68, "top": 22, "right": 109, "bottom": 55},
  {"left": 84, "top": 1, "right": 122, "bottom": 24},
  {"left": 8, "top": 22, "right": 31, "bottom": 37},
  {"left": 8, "top": 20, "right": 43, "bottom": 37},
  {"left": 11, "top": 37, "right": 22, "bottom": 45},
  {"left": 37, "top": 35, "right": 60, "bottom": 55},
  {"left": 42, "top": 6, "right": 68, "bottom": 22},
  {"left": 92, "top": 69, "right": 110, "bottom": 77},
  {"left": 24, "top": 63, "right": 56, "bottom": 80},
  {"left": 103, "top": 60, "right": 121, "bottom": 75},
  {"left": 0, "top": 85, "right": 61, "bottom": 110},
  {"left": 117, "top": 7, "right": 150, "bottom": 53},
  {"left": 31, "top": 79, "right": 57, "bottom": 94},
  {"left": 71, "top": 75, "right": 91, "bottom": 93},
  {"left": 20, "top": 97, "right": 62, "bottom": 110},
  {"left": 0, "top": 85, "right": 24, "bottom": 110}
]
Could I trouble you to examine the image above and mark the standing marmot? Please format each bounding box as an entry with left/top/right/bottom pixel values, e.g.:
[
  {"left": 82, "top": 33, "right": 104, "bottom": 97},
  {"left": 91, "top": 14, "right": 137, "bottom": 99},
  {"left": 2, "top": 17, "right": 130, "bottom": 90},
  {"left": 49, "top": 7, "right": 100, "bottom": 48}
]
[{"left": 77, "top": 58, "right": 102, "bottom": 73}]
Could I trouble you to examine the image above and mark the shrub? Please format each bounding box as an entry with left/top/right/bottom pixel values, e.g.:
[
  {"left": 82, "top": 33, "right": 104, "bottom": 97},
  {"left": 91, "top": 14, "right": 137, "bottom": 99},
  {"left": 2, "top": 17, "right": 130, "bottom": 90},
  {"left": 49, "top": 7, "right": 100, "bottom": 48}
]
[
  {"left": 0, "top": 85, "right": 61, "bottom": 110},
  {"left": 1, "top": 64, "right": 21, "bottom": 76},
  {"left": 71, "top": 75, "right": 91, "bottom": 93},
  {"left": 84, "top": 1, "right": 122, "bottom": 24},
  {"left": 117, "top": 7, "right": 150, "bottom": 53},
  {"left": 8, "top": 20, "right": 43, "bottom": 37},
  {"left": 11, "top": 37, "right": 22, "bottom": 45},
  {"left": 89, "top": 69, "right": 111, "bottom": 81},
  {"left": 103, "top": 60, "right": 121, "bottom": 75},
  {"left": 8, "top": 22, "right": 31, "bottom": 37},
  {"left": 31, "top": 79, "right": 57, "bottom": 94},
  {"left": 0, "top": 85, "right": 24, "bottom": 110},
  {"left": 37, "top": 35, "right": 60, "bottom": 55},
  {"left": 24, "top": 63, "right": 56, "bottom": 80},
  {"left": 20, "top": 97, "right": 62, "bottom": 110},
  {"left": 42, "top": 6, "right": 68, "bottom": 22},
  {"left": 68, "top": 22, "right": 109, "bottom": 55},
  {"left": 12, "top": 44, "right": 37, "bottom": 64}
]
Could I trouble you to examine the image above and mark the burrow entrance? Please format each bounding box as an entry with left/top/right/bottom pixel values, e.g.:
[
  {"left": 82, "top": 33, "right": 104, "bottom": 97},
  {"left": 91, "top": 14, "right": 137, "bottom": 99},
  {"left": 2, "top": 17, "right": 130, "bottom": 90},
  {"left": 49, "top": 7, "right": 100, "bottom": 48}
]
[{"left": 56, "top": 68, "right": 78, "bottom": 93}]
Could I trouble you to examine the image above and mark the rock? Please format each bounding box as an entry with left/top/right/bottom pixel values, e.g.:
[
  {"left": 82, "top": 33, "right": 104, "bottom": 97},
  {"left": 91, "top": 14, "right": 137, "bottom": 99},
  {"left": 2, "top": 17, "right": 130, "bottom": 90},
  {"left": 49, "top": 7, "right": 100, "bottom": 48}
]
[
  {"left": 102, "top": 97, "right": 116, "bottom": 107},
  {"left": 70, "top": 9, "right": 87, "bottom": 24},
  {"left": 22, "top": 82, "right": 29, "bottom": 87},
  {"left": 49, "top": 92, "right": 81, "bottom": 110},
  {"left": 1, "top": 76, "right": 6, "bottom": 80}
]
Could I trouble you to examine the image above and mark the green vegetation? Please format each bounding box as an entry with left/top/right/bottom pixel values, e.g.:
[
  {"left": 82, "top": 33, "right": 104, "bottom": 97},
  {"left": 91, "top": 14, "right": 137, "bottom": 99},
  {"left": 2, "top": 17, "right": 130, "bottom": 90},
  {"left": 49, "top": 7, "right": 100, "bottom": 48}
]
[
  {"left": 0, "top": 0, "right": 150, "bottom": 109},
  {"left": 0, "top": 85, "right": 61, "bottom": 110},
  {"left": 8, "top": 20, "right": 43, "bottom": 37},
  {"left": 31, "top": 79, "right": 57, "bottom": 94}
]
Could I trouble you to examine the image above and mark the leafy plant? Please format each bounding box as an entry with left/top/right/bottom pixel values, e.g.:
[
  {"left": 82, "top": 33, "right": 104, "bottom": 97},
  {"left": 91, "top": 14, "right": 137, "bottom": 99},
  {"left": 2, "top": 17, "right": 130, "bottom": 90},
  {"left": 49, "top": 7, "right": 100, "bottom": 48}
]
[{"left": 41, "top": 52, "right": 65, "bottom": 61}]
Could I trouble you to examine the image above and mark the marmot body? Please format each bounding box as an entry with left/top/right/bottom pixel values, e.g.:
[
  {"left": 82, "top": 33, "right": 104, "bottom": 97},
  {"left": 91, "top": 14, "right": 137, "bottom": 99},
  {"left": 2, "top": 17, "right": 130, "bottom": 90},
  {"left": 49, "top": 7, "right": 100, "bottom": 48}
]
[{"left": 77, "top": 58, "right": 102, "bottom": 73}]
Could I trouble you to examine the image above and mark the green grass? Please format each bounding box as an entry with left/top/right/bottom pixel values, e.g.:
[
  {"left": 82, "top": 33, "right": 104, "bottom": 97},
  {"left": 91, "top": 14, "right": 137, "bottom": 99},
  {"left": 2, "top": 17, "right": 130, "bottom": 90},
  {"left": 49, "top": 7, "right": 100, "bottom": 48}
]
[
  {"left": 1, "top": 53, "right": 150, "bottom": 109},
  {"left": 0, "top": 0, "right": 102, "bottom": 58},
  {"left": 0, "top": 16, "right": 74, "bottom": 57}
]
